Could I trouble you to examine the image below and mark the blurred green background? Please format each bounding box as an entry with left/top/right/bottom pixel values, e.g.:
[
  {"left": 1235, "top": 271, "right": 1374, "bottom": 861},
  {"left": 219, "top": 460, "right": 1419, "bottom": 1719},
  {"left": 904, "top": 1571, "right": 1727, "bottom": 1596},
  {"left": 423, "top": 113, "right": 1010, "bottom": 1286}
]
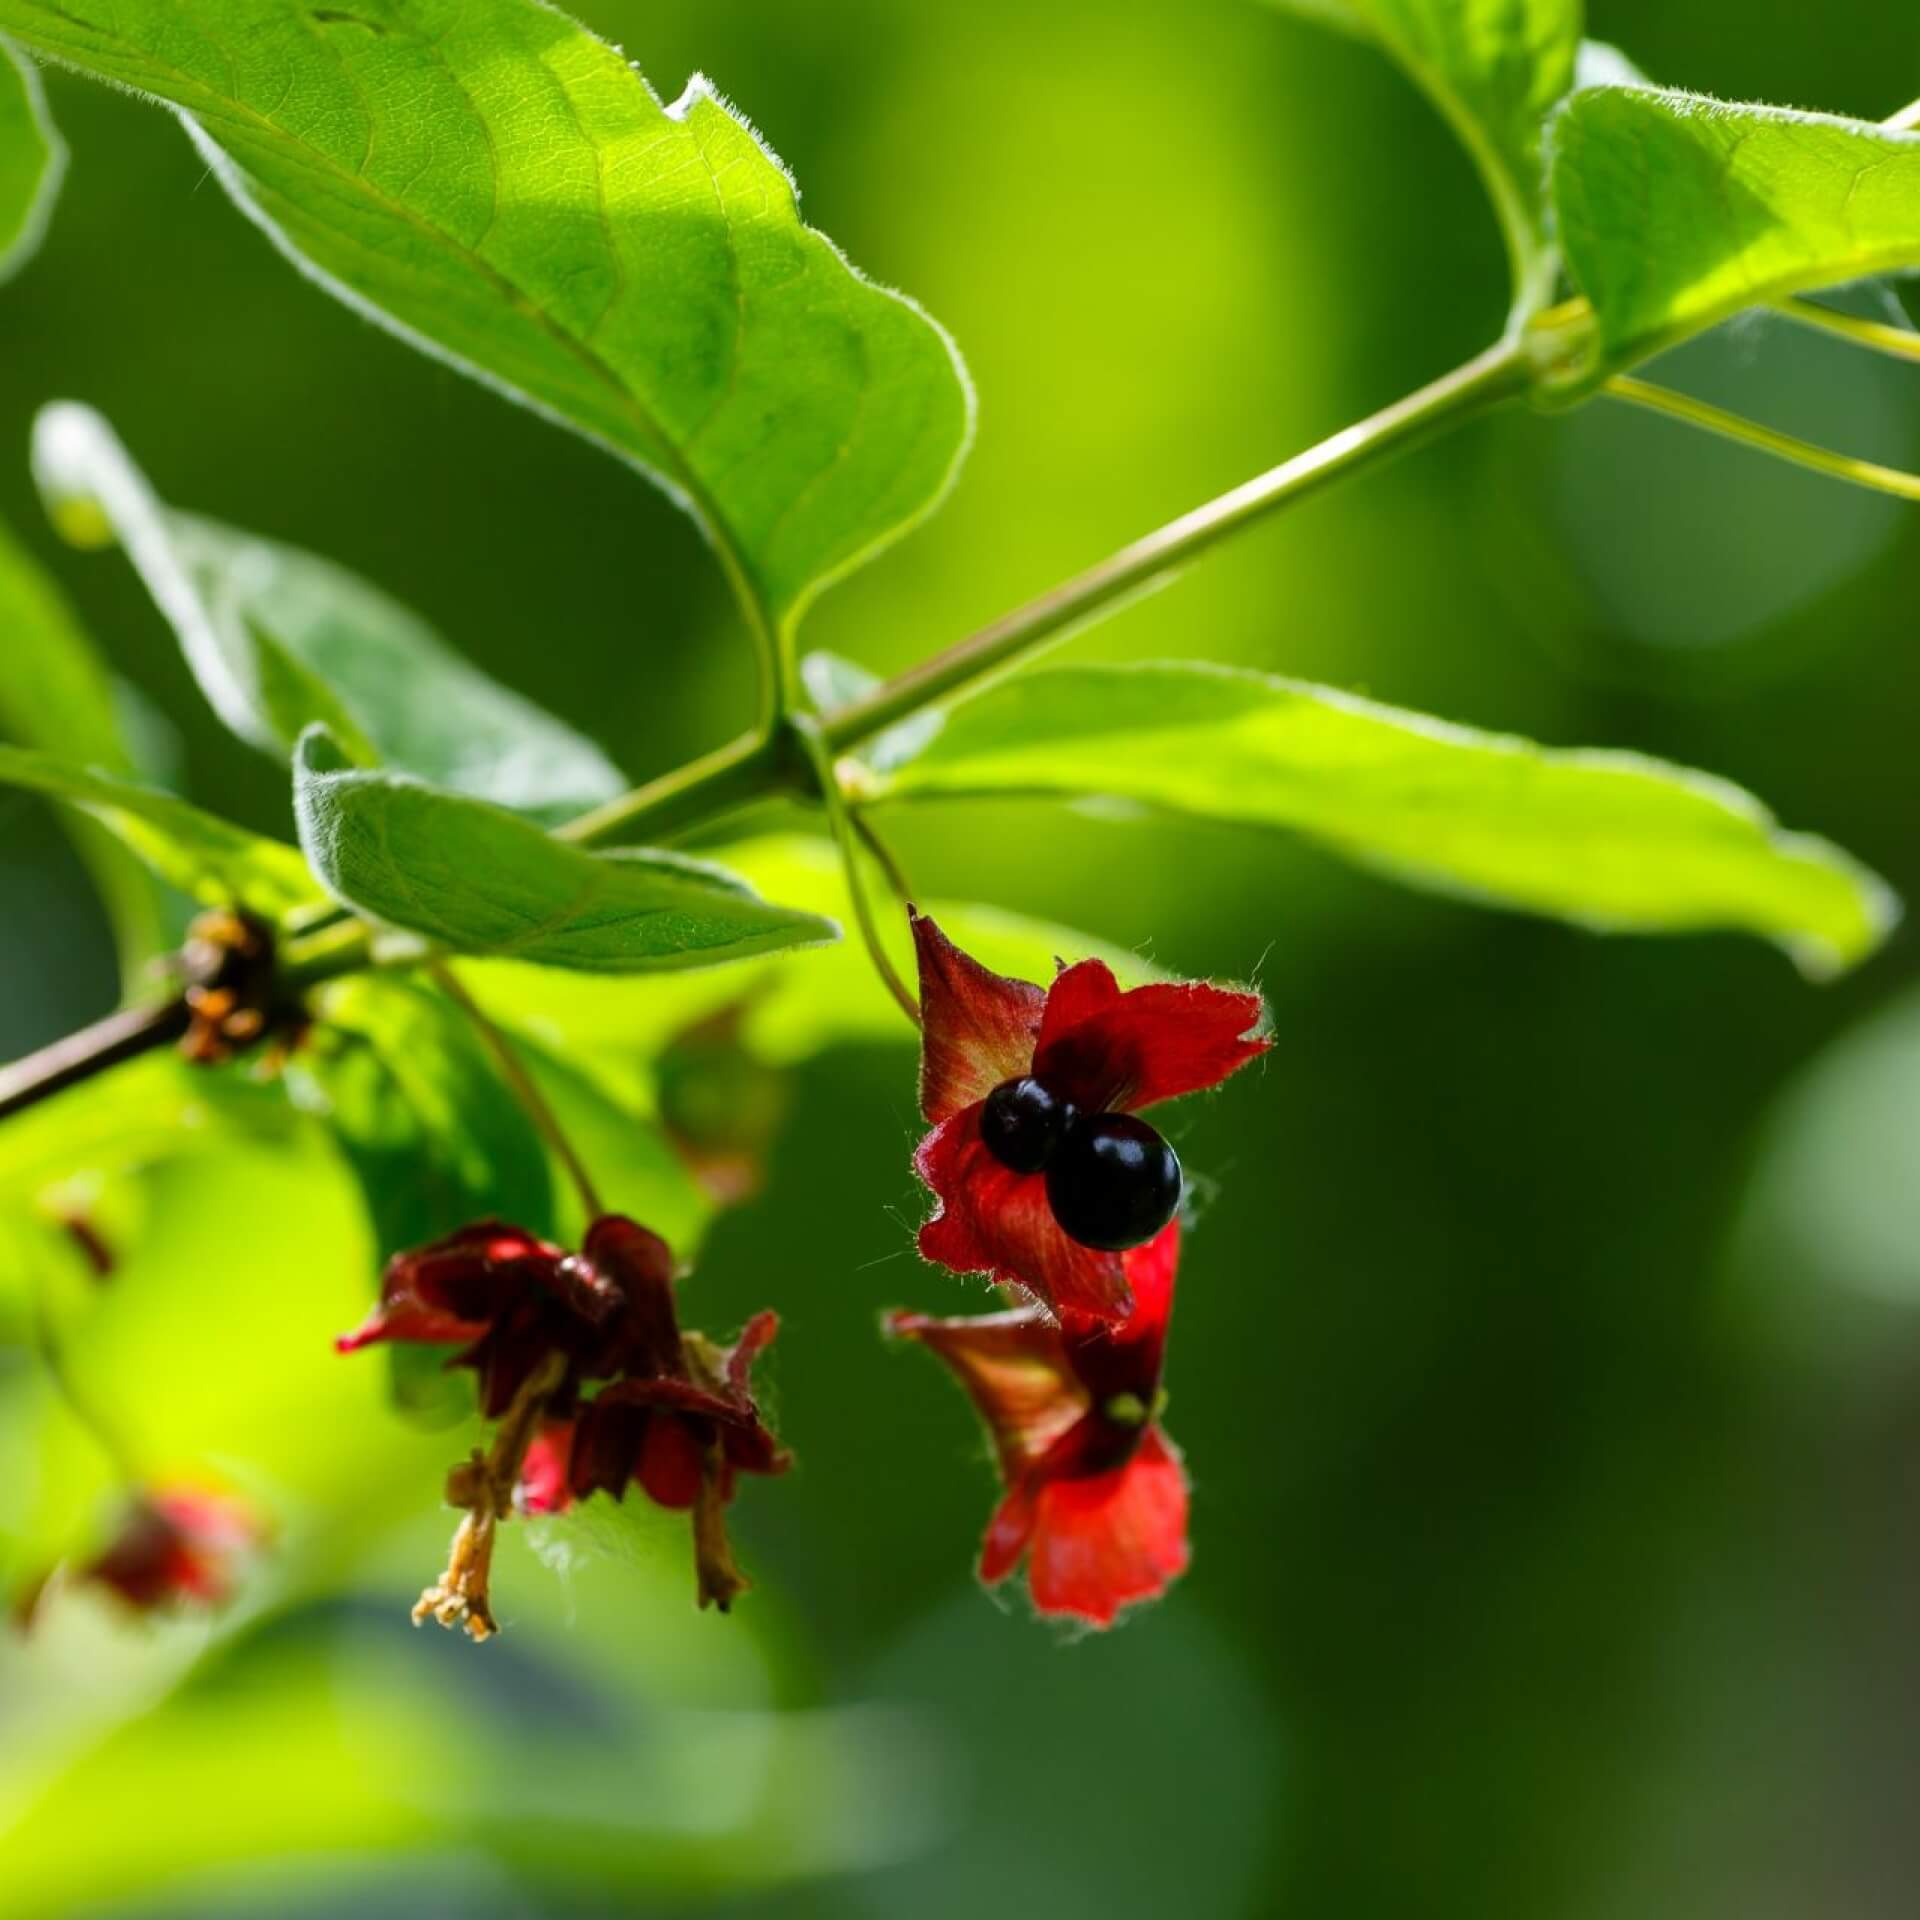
[{"left": 4, "top": 1, "right": 1920, "bottom": 1915}]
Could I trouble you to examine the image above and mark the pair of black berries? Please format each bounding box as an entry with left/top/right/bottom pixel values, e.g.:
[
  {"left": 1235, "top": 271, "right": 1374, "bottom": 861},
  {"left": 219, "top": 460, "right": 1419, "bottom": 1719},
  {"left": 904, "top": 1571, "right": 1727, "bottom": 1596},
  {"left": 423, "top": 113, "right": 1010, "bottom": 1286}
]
[{"left": 979, "top": 1076, "right": 1182, "bottom": 1252}]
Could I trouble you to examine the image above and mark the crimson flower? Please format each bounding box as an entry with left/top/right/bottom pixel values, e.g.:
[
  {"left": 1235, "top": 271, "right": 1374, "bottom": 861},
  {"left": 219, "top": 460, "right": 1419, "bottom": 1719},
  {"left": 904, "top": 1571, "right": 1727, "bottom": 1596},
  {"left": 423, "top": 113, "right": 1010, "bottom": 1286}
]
[
  {"left": 911, "top": 912, "right": 1267, "bottom": 1322},
  {"left": 336, "top": 1216, "right": 680, "bottom": 1421},
  {"left": 15, "top": 1485, "right": 262, "bottom": 1626},
  {"left": 890, "top": 1220, "right": 1189, "bottom": 1628},
  {"left": 518, "top": 1309, "right": 788, "bottom": 1610},
  {"left": 337, "top": 1213, "right": 788, "bottom": 1628}
]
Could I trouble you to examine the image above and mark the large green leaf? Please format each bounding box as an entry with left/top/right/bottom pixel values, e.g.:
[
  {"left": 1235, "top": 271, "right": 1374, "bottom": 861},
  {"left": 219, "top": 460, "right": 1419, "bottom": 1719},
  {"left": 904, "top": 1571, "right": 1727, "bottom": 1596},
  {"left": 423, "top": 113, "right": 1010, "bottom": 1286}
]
[
  {"left": 0, "top": 742, "right": 322, "bottom": 918},
  {"left": 0, "top": 516, "right": 167, "bottom": 977},
  {"left": 293, "top": 727, "right": 838, "bottom": 972},
  {"left": 0, "top": 35, "right": 59, "bottom": 281},
  {"left": 1267, "top": 0, "right": 1580, "bottom": 309},
  {"left": 1549, "top": 89, "right": 1920, "bottom": 387},
  {"left": 33, "top": 404, "right": 625, "bottom": 822},
  {"left": 0, "top": 1, "right": 972, "bottom": 631},
  {"left": 859, "top": 662, "right": 1896, "bottom": 977}
]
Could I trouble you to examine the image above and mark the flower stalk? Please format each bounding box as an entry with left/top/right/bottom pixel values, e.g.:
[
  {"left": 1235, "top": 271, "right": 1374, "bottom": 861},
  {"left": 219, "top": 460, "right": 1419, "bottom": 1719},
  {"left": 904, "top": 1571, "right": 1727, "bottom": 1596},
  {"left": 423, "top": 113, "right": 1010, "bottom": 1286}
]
[
  {"left": 1606, "top": 374, "right": 1920, "bottom": 503},
  {"left": 414, "top": 1350, "right": 566, "bottom": 1643},
  {"left": 425, "top": 959, "right": 605, "bottom": 1221}
]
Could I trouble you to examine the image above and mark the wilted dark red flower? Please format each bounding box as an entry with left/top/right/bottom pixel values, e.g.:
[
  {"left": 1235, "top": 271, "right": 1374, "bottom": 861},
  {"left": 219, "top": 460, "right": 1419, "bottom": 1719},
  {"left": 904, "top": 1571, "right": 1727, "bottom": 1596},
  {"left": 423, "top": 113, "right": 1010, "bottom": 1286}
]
[
  {"left": 15, "top": 1484, "right": 262, "bottom": 1626},
  {"left": 336, "top": 1216, "right": 677, "bottom": 1421},
  {"left": 520, "top": 1309, "right": 789, "bottom": 1610},
  {"left": 911, "top": 913, "right": 1266, "bottom": 1322},
  {"left": 890, "top": 1219, "right": 1189, "bottom": 1628},
  {"left": 337, "top": 1213, "right": 788, "bottom": 1629}
]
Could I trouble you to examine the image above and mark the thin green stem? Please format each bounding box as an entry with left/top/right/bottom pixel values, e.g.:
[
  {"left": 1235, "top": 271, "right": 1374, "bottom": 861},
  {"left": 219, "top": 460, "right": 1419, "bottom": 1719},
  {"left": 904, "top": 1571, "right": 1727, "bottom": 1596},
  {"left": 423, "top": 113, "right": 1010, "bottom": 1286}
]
[
  {"left": 1778, "top": 297, "right": 1920, "bottom": 362},
  {"left": 1606, "top": 374, "right": 1920, "bottom": 503},
  {"left": 426, "top": 958, "right": 606, "bottom": 1221},
  {"left": 821, "top": 334, "right": 1531, "bottom": 752},
  {"left": 553, "top": 724, "right": 800, "bottom": 850},
  {"left": 850, "top": 807, "right": 917, "bottom": 914},
  {"left": 792, "top": 718, "right": 919, "bottom": 1027}
]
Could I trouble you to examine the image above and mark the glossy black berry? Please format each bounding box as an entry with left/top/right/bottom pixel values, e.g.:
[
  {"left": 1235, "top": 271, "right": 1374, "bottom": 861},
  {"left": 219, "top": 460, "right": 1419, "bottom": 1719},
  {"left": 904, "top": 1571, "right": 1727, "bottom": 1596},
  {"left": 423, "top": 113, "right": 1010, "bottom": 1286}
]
[
  {"left": 1045, "top": 1113, "right": 1182, "bottom": 1252},
  {"left": 980, "top": 1076, "right": 1076, "bottom": 1175}
]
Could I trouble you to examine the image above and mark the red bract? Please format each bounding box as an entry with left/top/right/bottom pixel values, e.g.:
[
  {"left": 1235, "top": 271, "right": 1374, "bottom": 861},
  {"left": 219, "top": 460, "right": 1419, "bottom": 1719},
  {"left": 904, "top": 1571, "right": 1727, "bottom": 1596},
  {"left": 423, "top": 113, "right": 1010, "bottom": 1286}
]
[
  {"left": 337, "top": 1213, "right": 787, "bottom": 1627},
  {"left": 911, "top": 913, "right": 1266, "bottom": 1321},
  {"left": 336, "top": 1216, "right": 679, "bottom": 1420},
  {"left": 890, "top": 1219, "right": 1189, "bottom": 1628},
  {"left": 520, "top": 1309, "right": 789, "bottom": 1610},
  {"left": 16, "top": 1485, "right": 262, "bottom": 1626}
]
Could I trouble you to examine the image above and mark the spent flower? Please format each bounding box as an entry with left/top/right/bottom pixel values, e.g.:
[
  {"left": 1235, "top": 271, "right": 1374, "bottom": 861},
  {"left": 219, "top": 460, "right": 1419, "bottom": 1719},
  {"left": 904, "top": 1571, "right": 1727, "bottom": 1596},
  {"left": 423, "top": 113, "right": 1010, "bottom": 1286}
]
[{"left": 338, "top": 1213, "right": 786, "bottom": 1632}]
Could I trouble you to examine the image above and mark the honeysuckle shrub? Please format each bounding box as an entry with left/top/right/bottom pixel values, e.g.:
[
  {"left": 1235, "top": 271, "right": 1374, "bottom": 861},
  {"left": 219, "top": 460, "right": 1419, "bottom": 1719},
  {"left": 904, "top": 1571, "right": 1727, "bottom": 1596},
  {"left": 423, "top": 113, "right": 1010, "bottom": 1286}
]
[{"left": 0, "top": 4, "right": 1915, "bottom": 1894}]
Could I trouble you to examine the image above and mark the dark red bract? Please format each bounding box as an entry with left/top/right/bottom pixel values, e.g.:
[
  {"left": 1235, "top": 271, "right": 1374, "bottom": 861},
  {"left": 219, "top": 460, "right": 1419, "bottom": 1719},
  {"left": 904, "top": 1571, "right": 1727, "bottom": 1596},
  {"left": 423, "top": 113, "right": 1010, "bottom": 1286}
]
[
  {"left": 337, "top": 1213, "right": 788, "bottom": 1616},
  {"left": 518, "top": 1307, "right": 789, "bottom": 1610},
  {"left": 336, "top": 1216, "right": 678, "bottom": 1420},
  {"left": 13, "top": 1485, "right": 262, "bottom": 1627},
  {"left": 890, "top": 1219, "right": 1189, "bottom": 1628},
  {"left": 911, "top": 912, "right": 1267, "bottom": 1322}
]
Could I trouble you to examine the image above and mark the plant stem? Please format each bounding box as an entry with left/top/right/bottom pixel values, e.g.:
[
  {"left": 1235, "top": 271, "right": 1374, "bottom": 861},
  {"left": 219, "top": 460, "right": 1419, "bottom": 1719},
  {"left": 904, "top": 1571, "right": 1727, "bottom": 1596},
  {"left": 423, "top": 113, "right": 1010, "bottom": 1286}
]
[
  {"left": 1606, "top": 375, "right": 1920, "bottom": 503},
  {"left": 6, "top": 335, "right": 1528, "bottom": 1108},
  {"left": 426, "top": 959, "right": 606, "bottom": 1221},
  {"left": 821, "top": 334, "right": 1531, "bottom": 752},
  {"left": 791, "top": 718, "right": 919, "bottom": 1026},
  {"left": 553, "top": 723, "right": 800, "bottom": 849},
  {"left": 1778, "top": 297, "right": 1920, "bottom": 362},
  {"left": 850, "top": 808, "right": 917, "bottom": 914},
  {"left": 0, "top": 998, "right": 189, "bottom": 1123}
]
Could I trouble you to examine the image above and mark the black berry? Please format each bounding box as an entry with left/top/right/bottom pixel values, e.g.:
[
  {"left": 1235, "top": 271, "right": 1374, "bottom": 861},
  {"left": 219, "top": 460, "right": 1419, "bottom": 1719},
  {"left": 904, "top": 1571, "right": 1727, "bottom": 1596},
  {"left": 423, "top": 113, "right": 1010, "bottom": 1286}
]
[
  {"left": 1045, "top": 1113, "right": 1182, "bottom": 1252},
  {"left": 980, "top": 1076, "right": 1077, "bottom": 1175}
]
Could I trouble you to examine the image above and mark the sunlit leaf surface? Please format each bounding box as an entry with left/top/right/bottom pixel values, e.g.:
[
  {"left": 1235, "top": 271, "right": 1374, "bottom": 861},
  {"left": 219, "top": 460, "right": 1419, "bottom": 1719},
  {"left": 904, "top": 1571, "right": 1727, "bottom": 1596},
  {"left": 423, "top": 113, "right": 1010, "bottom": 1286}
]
[
  {"left": 293, "top": 728, "right": 839, "bottom": 972},
  {"left": 1551, "top": 89, "right": 1920, "bottom": 382},
  {"left": 0, "top": 0, "right": 973, "bottom": 628},
  {"left": 862, "top": 661, "right": 1896, "bottom": 976}
]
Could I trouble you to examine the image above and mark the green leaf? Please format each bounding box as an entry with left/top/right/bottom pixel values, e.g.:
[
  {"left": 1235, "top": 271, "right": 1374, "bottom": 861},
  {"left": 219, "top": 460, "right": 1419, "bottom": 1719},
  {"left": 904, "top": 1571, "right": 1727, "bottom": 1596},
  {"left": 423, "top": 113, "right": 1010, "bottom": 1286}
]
[
  {"left": 0, "top": 1, "right": 973, "bottom": 631},
  {"left": 0, "top": 515, "right": 168, "bottom": 978},
  {"left": 1549, "top": 89, "right": 1920, "bottom": 386},
  {"left": 0, "top": 35, "right": 60, "bottom": 282},
  {"left": 858, "top": 661, "right": 1897, "bottom": 977},
  {"left": 1266, "top": 0, "right": 1580, "bottom": 308},
  {"left": 462, "top": 832, "right": 1161, "bottom": 1070},
  {"left": 33, "top": 404, "right": 625, "bottom": 822},
  {"left": 0, "top": 742, "right": 323, "bottom": 918},
  {"left": 293, "top": 727, "right": 839, "bottom": 972}
]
